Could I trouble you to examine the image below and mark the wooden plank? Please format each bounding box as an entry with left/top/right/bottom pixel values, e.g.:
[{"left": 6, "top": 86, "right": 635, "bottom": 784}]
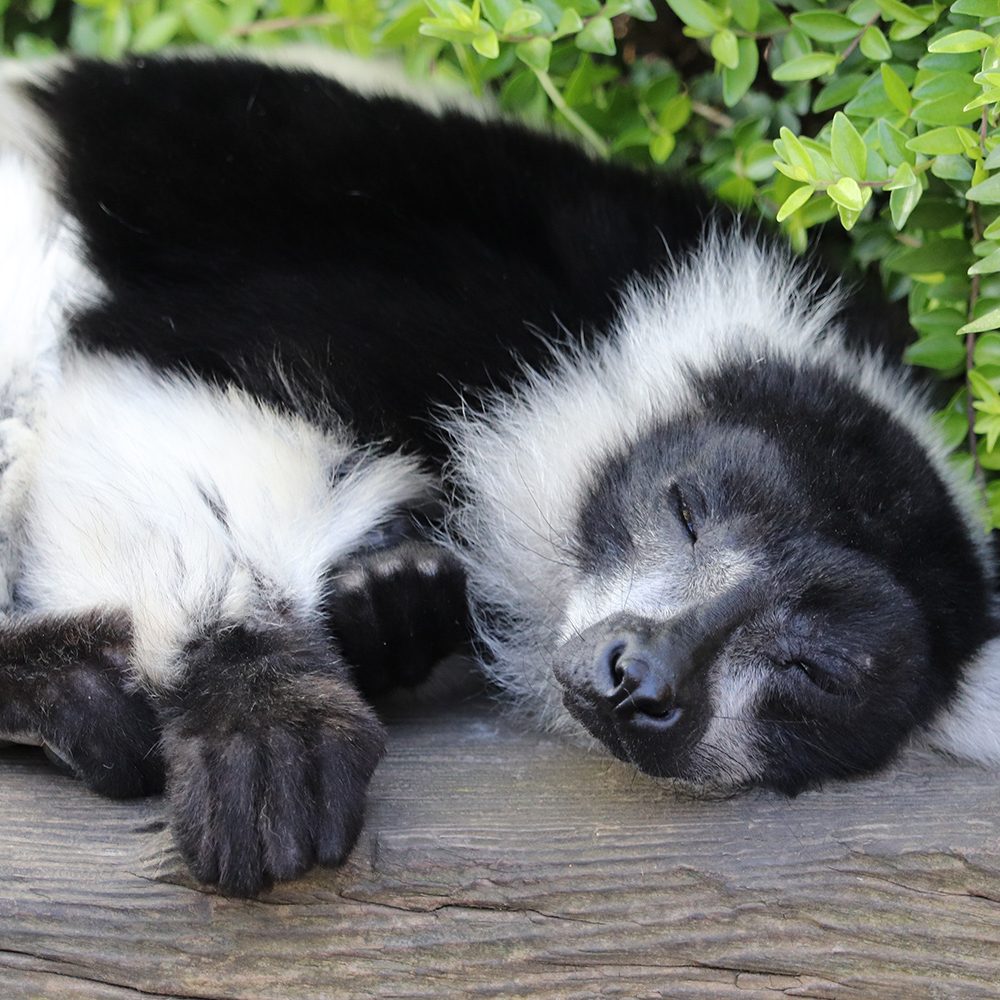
[{"left": 1, "top": 690, "right": 999, "bottom": 999}]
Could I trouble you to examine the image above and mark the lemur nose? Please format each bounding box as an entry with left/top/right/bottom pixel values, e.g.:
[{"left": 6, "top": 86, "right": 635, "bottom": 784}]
[{"left": 599, "top": 637, "right": 683, "bottom": 722}]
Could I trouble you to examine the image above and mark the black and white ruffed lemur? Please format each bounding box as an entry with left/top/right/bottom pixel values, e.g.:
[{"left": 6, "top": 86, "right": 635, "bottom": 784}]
[{"left": 0, "top": 50, "right": 997, "bottom": 896}]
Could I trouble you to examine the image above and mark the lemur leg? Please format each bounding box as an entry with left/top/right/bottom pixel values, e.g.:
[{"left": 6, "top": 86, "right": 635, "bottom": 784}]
[
  {"left": 17, "top": 345, "right": 434, "bottom": 895},
  {"left": 324, "top": 539, "right": 473, "bottom": 699},
  {"left": 0, "top": 611, "right": 164, "bottom": 797}
]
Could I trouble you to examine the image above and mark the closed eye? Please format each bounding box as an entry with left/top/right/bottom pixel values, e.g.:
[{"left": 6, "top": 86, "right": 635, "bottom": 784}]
[
  {"left": 669, "top": 483, "right": 698, "bottom": 544},
  {"left": 778, "top": 658, "right": 849, "bottom": 696}
]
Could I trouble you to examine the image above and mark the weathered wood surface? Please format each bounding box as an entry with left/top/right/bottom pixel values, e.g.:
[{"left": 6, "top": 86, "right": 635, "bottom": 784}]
[{"left": 2, "top": 688, "right": 999, "bottom": 1000}]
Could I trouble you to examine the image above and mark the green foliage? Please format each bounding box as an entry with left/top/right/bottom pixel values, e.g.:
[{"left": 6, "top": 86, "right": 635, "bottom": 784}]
[{"left": 5, "top": 0, "right": 1000, "bottom": 526}]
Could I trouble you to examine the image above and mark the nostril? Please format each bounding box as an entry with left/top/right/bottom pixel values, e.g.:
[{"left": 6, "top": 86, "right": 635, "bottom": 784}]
[{"left": 599, "top": 640, "right": 627, "bottom": 687}]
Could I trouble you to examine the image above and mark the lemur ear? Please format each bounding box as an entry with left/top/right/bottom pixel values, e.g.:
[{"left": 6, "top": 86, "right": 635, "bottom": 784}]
[{"left": 926, "top": 628, "right": 1000, "bottom": 766}]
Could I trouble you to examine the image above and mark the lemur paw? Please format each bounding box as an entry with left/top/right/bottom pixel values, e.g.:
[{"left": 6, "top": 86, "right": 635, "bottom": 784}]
[
  {"left": 324, "top": 540, "right": 471, "bottom": 698},
  {"left": 0, "top": 613, "right": 164, "bottom": 798},
  {"left": 161, "top": 629, "right": 384, "bottom": 897}
]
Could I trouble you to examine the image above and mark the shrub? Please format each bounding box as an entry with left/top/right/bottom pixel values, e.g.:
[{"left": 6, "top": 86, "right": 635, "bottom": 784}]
[{"left": 4, "top": 0, "right": 1000, "bottom": 525}]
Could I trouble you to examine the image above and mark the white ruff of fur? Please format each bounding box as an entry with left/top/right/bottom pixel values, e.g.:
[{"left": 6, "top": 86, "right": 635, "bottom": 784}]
[{"left": 444, "top": 234, "right": 992, "bottom": 743}]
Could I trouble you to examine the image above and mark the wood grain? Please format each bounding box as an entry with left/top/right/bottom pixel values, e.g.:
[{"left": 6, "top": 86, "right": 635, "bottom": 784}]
[{"left": 1, "top": 692, "right": 999, "bottom": 999}]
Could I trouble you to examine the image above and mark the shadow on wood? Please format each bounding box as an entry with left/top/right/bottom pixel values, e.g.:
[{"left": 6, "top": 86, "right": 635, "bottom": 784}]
[{"left": 1, "top": 686, "right": 999, "bottom": 999}]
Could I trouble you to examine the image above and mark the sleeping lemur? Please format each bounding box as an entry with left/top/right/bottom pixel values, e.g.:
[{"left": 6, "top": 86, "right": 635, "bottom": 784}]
[{"left": 1, "top": 50, "right": 997, "bottom": 897}]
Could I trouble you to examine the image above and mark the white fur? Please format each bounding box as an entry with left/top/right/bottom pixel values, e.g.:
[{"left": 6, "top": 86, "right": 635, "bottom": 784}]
[
  {"left": 18, "top": 351, "right": 431, "bottom": 689},
  {"left": 0, "top": 57, "right": 64, "bottom": 169},
  {"left": 445, "top": 235, "right": 993, "bottom": 738},
  {"left": 0, "top": 155, "right": 101, "bottom": 609},
  {"left": 927, "top": 639, "right": 1000, "bottom": 764}
]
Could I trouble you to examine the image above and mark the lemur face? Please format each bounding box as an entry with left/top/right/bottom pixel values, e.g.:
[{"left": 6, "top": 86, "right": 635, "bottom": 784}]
[{"left": 552, "top": 361, "right": 993, "bottom": 794}]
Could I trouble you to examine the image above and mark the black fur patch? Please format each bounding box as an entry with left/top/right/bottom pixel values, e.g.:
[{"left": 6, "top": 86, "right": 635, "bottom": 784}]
[{"left": 29, "top": 55, "right": 715, "bottom": 459}]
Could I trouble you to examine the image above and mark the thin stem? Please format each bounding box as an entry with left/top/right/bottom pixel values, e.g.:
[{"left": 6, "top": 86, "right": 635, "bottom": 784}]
[
  {"left": 691, "top": 100, "right": 734, "bottom": 129},
  {"left": 533, "top": 68, "right": 610, "bottom": 158}
]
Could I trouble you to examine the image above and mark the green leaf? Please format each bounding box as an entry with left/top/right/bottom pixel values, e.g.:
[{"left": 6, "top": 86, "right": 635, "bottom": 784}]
[
  {"left": 877, "top": 120, "right": 915, "bottom": 166},
  {"left": 716, "top": 175, "right": 756, "bottom": 206},
  {"left": 932, "top": 155, "right": 975, "bottom": 181},
  {"left": 183, "top": 0, "right": 226, "bottom": 43},
  {"left": 775, "top": 126, "right": 816, "bottom": 180},
  {"left": 814, "top": 73, "right": 866, "bottom": 113},
  {"left": 575, "top": 16, "right": 615, "bottom": 55},
  {"left": 928, "top": 30, "right": 994, "bottom": 54},
  {"left": 790, "top": 11, "right": 859, "bottom": 43},
  {"left": 859, "top": 25, "right": 892, "bottom": 61},
  {"left": 742, "top": 140, "right": 778, "bottom": 181},
  {"left": 975, "top": 412, "right": 1000, "bottom": 451},
  {"left": 876, "top": 0, "right": 933, "bottom": 27},
  {"left": 663, "top": 0, "right": 724, "bottom": 32},
  {"left": 880, "top": 63, "right": 911, "bottom": 114},
  {"left": 885, "top": 238, "right": 972, "bottom": 275},
  {"left": 912, "top": 95, "right": 982, "bottom": 126},
  {"left": 961, "top": 306, "right": 1000, "bottom": 335},
  {"left": 888, "top": 160, "right": 924, "bottom": 229},
  {"left": 626, "top": 0, "right": 657, "bottom": 21},
  {"left": 911, "top": 308, "right": 965, "bottom": 337},
  {"left": 473, "top": 26, "right": 500, "bottom": 57},
  {"left": 931, "top": 406, "right": 968, "bottom": 451},
  {"left": 98, "top": 6, "right": 131, "bottom": 57},
  {"left": 419, "top": 18, "right": 477, "bottom": 42},
  {"left": 711, "top": 29, "right": 739, "bottom": 69},
  {"left": 983, "top": 148, "right": 1000, "bottom": 170},
  {"left": 970, "top": 247, "right": 1000, "bottom": 276},
  {"left": 911, "top": 73, "right": 983, "bottom": 125},
  {"left": 553, "top": 8, "right": 583, "bottom": 35},
  {"left": 906, "top": 127, "right": 978, "bottom": 155},
  {"left": 975, "top": 332, "right": 1000, "bottom": 366},
  {"left": 970, "top": 369, "right": 1000, "bottom": 409},
  {"left": 776, "top": 184, "right": 814, "bottom": 222},
  {"left": 903, "top": 334, "right": 966, "bottom": 370},
  {"left": 831, "top": 112, "right": 867, "bottom": 179},
  {"left": 969, "top": 175, "right": 1000, "bottom": 206},
  {"left": 730, "top": 0, "right": 759, "bottom": 31},
  {"left": 481, "top": 0, "right": 516, "bottom": 27},
  {"left": 650, "top": 131, "right": 676, "bottom": 164},
  {"left": 515, "top": 36, "right": 551, "bottom": 69},
  {"left": 772, "top": 52, "right": 838, "bottom": 82},
  {"left": 131, "top": 10, "right": 181, "bottom": 52},
  {"left": 890, "top": 179, "right": 921, "bottom": 229},
  {"left": 722, "top": 36, "right": 759, "bottom": 107},
  {"left": 846, "top": 72, "right": 899, "bottom": 118},
  {"left": 502, "top": 6, "right": 543, "bottom": 32},
  {"left": 828, "top": 176, "right": 865, "bottom": 212},
  {"left": 658, "top": 93, "right": 691, "bottom": 132},
  {"left": 951, "top": 0, "right": 1000, "bottom": 14},
  {"left": 610, "top": 124, "right": 653, "bottom": 152}
]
